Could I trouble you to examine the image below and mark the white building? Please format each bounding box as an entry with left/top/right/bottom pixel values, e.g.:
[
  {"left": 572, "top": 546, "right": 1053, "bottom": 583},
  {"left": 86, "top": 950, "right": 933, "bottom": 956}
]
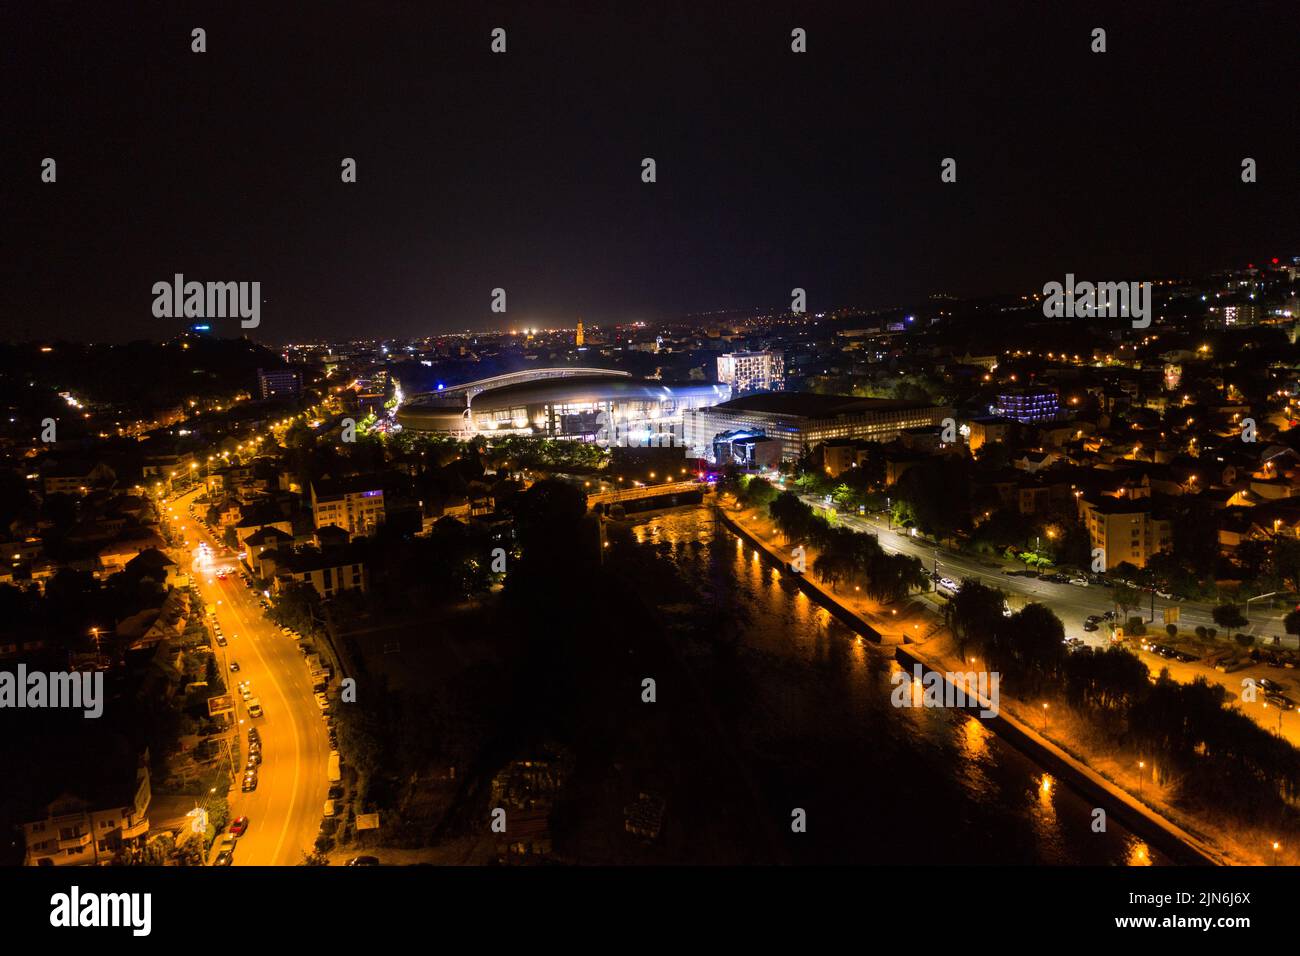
[{"left": 716, "top": 351, "right": 784, "bottom": 394}]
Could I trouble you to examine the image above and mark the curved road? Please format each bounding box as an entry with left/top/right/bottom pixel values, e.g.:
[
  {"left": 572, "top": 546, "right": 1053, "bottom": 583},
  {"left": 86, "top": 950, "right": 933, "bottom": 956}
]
[
  {"left": 171, "top": 487, "right": 330, "bottom": 865},
  {"left": 802, "top": 495, "right": 1293, "bottom": 648}
]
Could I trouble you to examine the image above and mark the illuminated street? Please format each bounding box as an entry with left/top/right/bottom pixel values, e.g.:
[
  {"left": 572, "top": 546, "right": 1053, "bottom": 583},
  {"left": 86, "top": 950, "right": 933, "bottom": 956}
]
[{"left": 172, "top": 486, "right": 330, "bottom": 865}]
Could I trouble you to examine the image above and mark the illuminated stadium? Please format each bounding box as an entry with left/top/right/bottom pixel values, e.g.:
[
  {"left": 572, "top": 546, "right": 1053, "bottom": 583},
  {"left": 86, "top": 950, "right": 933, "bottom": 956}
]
[{"left": 397, "top": 368, "right": 732, "bottom": 440}]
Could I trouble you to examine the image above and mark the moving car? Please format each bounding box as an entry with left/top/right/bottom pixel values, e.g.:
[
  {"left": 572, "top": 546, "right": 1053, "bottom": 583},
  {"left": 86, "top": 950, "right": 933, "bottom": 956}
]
[
  {"left": 229, "top": 661, "right": 240, "bottom": 672},
  {"left": 1083, "top": 621, "right": 1099, "bottom": 632}
]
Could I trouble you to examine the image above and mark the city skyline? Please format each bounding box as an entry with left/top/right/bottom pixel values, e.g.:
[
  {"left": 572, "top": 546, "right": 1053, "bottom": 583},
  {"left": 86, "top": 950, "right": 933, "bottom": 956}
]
[{"left": 5, "top": 0, "right": 1300, "bottom": 938}]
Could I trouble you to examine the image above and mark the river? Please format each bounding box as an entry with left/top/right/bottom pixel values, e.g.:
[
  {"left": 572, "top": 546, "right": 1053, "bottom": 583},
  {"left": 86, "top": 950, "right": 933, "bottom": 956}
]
[{"left": 617, "top": 505, "right": 1161, "bottom": 865}]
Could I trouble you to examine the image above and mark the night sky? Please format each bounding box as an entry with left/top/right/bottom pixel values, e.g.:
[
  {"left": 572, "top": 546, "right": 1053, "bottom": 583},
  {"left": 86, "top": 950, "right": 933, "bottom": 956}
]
[{"left": 4, "top": 1, "right": 1296, "bottom": 343}]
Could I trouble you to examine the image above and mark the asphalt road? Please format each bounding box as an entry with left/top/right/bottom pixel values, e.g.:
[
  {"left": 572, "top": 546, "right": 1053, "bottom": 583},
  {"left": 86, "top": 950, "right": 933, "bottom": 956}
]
[
  {"left": 169, "top": 487, "right": 330, "bottom": 865},
  {"left": 800, "top": 495, "right": 1294, "bottom": 650}
]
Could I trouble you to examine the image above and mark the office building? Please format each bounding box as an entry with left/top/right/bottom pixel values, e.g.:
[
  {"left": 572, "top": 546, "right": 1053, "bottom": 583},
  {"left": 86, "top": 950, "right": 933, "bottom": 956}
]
[
  {"left": 685, "top": 393, "right": 951, "bottom": 463},
  {"left": 257, "top": 367, "right": 303, "bottom": 400},
  {"left": 993, "top": 387, "right": 1060, "bottom": 424}
]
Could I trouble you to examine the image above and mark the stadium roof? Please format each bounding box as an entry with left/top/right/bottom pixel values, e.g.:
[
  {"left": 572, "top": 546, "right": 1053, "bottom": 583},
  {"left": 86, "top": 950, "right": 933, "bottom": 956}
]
[
  {"left": 713, "top": 393, "right": 931, "bottom": 418},
  {"left": 470, "top": 376, "right": 729, "bottom": 411}
]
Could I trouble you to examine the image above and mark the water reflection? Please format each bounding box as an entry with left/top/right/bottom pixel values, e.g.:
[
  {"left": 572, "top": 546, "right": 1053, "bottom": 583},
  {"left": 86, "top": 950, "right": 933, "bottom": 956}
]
[{"left": 622, "top": 507, "right": 1166, "bottom": 865}]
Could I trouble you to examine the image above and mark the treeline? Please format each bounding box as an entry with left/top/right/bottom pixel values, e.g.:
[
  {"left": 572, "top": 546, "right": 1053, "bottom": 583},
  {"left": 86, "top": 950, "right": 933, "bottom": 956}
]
[
  {"left": 951, "top": 579, "right": 1300, "bottom": 810},
  {"left": 756, "top": 488, "right": 928, "bottom": 604}
]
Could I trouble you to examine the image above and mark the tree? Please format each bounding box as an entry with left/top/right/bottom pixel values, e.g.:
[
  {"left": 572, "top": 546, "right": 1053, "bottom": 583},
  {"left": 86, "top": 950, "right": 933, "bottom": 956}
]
[
  {"left": 1285, "top": 609, "right": 1300, "bottom": 637},
  {"left": 887, "top": 456, "right": 972, "bottom": 545},
  {"left": 1272, "top": 537, "right": 1300, "bottom": 593},
  {"left": 512, "top": 478, "right": 588, "bottom": 557},
  {"left": 1008, "top": 602, "right": 1067, "bottom": 683},
  {"left": 769, "top": 491, "right": 815, "bottom": 543},
  {"left": 270, "top": 580, "right": 321, "bottom": 634},
  {"left": 947, "top": 579, "right": 1006, "bottom": 658},
  {"left": 738, "top": 476, "right": 777, "bottom": 510},
  {"left": 1212, "top": 603, "right": 1247, "bottom": 629},
  {"left": 207, "top": 796, "right": 231, "bottom": 837},
  {"left": 1111, "top": 583, "right": 1141, "bottom": 622}
]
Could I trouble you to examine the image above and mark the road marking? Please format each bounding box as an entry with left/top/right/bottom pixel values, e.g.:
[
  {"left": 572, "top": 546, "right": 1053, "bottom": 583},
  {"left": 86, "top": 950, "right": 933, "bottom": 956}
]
[
  {"left": 227, "top": 581, "right": 306, "bottom": 865},
  {"left": 184, "top": 489, "right": 312, "bottom": 867}
]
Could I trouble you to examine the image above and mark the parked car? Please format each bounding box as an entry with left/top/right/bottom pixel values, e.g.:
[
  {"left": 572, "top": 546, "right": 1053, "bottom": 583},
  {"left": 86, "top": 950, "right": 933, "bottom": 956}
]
[
  {"left": 228, "top": 816, "right": 249, "bottom": 837},
  {"left": 1083, "top": 621, "right": 1099, "bottom": 632},
  {"left": 241, "top": 771, "right": 258, "bottom": 792},
  {"left": 347, "top": 856, "right": 379, "bottom": 866},
  {"left": 1069, "top": 577, "right": 1089, "bottom": 587},
  {"left": 214, "top": 850, "right": 234, "bottom": 866}
]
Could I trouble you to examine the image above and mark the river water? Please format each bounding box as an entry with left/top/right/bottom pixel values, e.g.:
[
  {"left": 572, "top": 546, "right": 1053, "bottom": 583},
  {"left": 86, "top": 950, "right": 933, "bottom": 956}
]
[{"left": 621, "top": 506, "right": 1161, "bottom": 865}]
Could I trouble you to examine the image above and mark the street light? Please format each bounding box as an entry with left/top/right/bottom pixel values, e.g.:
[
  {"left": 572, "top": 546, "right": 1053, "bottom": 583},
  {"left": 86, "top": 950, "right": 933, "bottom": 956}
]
[{"left": 1245, "top": 591, "right": 1279, "bottom": 622}]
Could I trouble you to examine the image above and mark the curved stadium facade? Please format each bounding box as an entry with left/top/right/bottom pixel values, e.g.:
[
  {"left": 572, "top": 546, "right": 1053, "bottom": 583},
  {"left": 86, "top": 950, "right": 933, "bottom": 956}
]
[
  {"left": 397, "top": 368, "right": 732, "bottom": 441},
  {"left": 397, "top": 367, "right": 951, "bottom": 459}
]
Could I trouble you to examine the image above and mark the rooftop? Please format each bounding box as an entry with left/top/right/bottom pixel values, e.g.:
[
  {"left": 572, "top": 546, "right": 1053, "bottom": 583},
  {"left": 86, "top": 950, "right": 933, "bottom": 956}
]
[{"left": 713, "top": 393, "right": 932, "bottom": 418}]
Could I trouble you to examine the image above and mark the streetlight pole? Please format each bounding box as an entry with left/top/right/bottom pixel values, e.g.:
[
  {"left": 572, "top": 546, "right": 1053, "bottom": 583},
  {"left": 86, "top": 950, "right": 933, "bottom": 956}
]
[{"left": 1245, "top": 591, "right": 1279, "bottom": 623}]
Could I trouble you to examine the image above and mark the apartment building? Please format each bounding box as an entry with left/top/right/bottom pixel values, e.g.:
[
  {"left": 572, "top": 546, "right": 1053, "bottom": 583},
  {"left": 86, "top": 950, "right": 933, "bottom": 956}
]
[
  {"left": 274, "top": 549, "right": 368, "bottom": 600},
  {"left": 1077, "top": 496, "right": 1174, "bottom": 569},
  {"left": 23, "top": 757, "right": 151, "bottom": 866},
  {"left": 310, "top": 477, "right": 385, "bottom": 536}
]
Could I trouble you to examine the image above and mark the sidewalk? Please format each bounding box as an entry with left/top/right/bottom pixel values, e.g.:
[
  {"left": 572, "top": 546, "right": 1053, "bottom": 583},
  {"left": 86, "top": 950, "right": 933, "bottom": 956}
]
[{"left": 717, "top": 493, "right": 1284, "bottom": 865}]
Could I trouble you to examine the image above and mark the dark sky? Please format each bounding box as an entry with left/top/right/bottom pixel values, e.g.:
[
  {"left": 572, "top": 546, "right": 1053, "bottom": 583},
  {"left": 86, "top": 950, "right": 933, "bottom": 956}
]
[{"left": 3, "top": 1, "right": 1296, "bottom": 343}]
